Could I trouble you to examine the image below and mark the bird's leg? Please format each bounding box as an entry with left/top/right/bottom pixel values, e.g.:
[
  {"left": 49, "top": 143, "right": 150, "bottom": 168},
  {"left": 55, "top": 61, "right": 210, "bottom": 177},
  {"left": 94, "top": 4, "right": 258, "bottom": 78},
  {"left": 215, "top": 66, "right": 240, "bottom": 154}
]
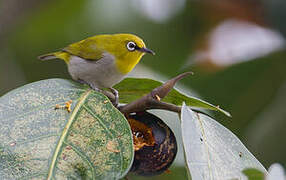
[
  {"left": 77, "top": 79, "right": 102, "bottom": 93},
  {"left": 76, "top": 79, "right": 89, "bottom": 86},
  {"left": 77, "top": 79, "right": 118, "bottom": 106},
  {"left": 110, "top": 87, "right": 119, "bottom": 107}
]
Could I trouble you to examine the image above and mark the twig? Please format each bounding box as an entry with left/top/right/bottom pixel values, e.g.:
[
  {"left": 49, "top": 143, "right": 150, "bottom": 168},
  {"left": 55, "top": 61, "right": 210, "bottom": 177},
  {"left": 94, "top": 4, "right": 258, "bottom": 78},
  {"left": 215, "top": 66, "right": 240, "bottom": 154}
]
[{"left": 118, "top": 72, "right": 193, "bottom": 114}]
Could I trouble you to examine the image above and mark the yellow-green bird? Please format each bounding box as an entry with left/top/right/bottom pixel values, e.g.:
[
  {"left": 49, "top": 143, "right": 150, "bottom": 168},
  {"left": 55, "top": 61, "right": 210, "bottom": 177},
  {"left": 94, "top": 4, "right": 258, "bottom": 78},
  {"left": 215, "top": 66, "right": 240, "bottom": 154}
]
[{"left": 38, "top": 33, "right": 154, "bottom": 105}]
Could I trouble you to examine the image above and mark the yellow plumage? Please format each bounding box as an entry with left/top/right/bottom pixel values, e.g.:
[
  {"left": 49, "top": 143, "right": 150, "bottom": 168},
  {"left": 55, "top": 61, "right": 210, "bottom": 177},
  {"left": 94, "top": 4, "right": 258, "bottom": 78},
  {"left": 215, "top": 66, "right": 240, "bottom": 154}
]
[
  {"left": 39, "top": 34, "right": 153, "bottom": 74},
  {"left": 38, "top": 33, "right": 154, "bottom": 105}
]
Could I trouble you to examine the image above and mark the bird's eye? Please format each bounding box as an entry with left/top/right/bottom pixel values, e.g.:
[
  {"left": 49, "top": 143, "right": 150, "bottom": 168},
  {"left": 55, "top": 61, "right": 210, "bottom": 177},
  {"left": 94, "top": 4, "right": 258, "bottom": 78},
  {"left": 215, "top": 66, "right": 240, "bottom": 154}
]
[{"left": 126, "top": 41, "right": 136, "bottom": 51}]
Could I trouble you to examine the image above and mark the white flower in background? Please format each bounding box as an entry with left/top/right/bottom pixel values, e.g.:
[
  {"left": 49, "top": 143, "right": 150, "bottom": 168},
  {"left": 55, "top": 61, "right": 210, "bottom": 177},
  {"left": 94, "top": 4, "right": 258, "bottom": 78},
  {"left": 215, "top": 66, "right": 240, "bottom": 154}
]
[
  {"left": 86, "top": 0, "right": 186, "bottom": 25},
  {"left": 189, "top": 19, "right": 286, "bottom": 66},
  {"left": 266, "top": 163, "right": 285, "bottom": 180},
  {"left": 86, "top": 0, "right": 133, "bottom": 25},
  {"left": 132, "top": 0, "right": 186, "bottom": 23}
]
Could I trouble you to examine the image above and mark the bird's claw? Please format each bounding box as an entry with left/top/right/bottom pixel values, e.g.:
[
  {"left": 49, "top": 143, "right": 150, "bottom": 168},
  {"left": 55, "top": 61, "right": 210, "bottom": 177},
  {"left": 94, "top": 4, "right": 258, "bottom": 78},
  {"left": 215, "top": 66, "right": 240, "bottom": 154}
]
[
  {"left": 77, "top": 79, "right": 118, "bottom": 107},
  {"left": 77, "top": 79, "right": 102, "bottom": 92},
  {"left": 110, "top": 88, "right": 119, "bottom": 107}
]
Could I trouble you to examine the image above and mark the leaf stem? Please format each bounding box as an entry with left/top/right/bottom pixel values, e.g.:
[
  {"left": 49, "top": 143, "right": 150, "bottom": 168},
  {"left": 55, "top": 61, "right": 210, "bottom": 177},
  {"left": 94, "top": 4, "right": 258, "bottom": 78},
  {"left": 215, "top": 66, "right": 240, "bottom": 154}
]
[{"left": 118, "top": 72, "right": 193, "bottom": 114}]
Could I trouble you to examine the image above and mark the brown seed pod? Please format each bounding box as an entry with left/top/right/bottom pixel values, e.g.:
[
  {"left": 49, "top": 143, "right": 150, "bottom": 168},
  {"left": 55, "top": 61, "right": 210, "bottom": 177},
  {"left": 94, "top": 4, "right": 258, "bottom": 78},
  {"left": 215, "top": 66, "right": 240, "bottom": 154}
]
[{"left": 127, "top": 111, "right": 177, "bottom": 176}]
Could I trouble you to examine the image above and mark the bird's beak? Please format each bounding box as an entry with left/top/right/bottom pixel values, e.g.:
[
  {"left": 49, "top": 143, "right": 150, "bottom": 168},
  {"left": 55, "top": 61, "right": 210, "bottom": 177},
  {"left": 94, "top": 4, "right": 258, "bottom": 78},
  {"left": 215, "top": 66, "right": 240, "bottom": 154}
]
[{"left": 137, "top": 47, "right": 155, "bottom": 55}]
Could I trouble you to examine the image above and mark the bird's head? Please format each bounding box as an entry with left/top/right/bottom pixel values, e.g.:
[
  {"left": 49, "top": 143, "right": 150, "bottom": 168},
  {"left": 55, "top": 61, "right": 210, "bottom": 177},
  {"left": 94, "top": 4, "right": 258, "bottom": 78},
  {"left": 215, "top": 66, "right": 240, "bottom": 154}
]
[{"left": 96, "top": 34, "right": 155, "bottom": 74}]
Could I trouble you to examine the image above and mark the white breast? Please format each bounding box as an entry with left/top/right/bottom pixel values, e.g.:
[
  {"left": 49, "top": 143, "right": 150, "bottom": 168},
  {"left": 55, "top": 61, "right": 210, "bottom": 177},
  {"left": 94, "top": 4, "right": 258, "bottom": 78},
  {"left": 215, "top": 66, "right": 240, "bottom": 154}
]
[{"left": 67, "top": 53, "right": 125, "bottom": 88}]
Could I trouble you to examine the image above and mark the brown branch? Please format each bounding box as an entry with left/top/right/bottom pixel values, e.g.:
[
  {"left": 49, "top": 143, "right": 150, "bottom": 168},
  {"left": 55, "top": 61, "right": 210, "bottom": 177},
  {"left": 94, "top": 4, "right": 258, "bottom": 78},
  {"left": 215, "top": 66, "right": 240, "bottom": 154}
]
[{"left": 118, "top": 72, "right": 193, "bottom": 114}]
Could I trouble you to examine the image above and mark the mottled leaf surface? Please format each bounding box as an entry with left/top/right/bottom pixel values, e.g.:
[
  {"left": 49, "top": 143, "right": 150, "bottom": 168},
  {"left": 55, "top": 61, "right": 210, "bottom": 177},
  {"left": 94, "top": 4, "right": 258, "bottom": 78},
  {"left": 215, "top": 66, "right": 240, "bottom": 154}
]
[
  {"left": 0, "top": 79, "right": 133, "bottom": 180},
  {"left": 181, "top": 103, "right": 266, "bottom": 180},
  {"left": 115, "top": 78, "right": 231, "bottom": 117}
]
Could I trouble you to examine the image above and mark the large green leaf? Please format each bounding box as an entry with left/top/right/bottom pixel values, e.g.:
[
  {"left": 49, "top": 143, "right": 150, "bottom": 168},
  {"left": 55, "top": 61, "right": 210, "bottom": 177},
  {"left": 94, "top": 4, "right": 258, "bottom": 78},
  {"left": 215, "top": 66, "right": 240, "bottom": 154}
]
[
  {"left": 0, "top": 79, "right": 134, "bottom": 180},
  {"left": 115, "top": 78, "right": 231, "bottom": 117}
]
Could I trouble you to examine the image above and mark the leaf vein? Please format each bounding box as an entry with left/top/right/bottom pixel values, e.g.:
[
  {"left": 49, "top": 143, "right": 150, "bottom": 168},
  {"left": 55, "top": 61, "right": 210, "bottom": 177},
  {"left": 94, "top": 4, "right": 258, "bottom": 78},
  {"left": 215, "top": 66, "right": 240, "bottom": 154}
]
[
  {"left": 82, "top": 104, "right": 124, "bottom": 174},
  {"left": 63, "top": 141, "right": 96, "bottom": 179},
  {"left": 46, "top": 89, "right": 91, "bottom": 180},
  {"left": 6, "top": 133, "right": 59, "bottom": 147}
]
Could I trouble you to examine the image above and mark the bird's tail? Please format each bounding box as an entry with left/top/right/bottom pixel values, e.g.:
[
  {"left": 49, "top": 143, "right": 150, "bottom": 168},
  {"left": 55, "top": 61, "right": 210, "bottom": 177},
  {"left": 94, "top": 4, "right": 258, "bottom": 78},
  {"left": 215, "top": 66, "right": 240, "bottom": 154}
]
[
  {"left": 38, "top": 52, "right": 57, "bottom": 61},
  {"left": 38, "top": 51, "right": 70, "bottom": 63}
]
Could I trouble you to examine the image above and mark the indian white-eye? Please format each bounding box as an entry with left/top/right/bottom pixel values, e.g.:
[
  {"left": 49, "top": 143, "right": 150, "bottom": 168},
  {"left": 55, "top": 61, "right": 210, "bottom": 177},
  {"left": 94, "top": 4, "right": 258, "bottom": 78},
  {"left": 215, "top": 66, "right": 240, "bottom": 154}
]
[{"left": 38, "top": 33, "right": 155, "bottom": 105}]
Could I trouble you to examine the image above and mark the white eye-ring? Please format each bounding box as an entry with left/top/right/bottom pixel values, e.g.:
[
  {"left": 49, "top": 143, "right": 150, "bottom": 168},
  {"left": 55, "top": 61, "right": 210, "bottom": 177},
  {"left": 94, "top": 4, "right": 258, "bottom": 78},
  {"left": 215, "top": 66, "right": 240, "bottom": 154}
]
[{"left": 126, "top": 41, "right": 136, "bottom": 51}]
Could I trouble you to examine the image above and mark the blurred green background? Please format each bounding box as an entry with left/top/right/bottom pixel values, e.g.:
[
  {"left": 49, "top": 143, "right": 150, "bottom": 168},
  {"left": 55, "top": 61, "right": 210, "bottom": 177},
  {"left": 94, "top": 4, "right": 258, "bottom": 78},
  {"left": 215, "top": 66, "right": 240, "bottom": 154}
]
[{"left": 1, "top": 0, "right": 286, "bottom": 179}]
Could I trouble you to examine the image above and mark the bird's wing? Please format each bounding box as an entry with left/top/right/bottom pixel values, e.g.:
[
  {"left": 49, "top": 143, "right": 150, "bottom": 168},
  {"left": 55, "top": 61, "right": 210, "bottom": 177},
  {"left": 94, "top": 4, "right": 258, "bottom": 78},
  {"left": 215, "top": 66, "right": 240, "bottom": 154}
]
[{"left": 63, "top": 37, "right": 104, "bottom": 61}]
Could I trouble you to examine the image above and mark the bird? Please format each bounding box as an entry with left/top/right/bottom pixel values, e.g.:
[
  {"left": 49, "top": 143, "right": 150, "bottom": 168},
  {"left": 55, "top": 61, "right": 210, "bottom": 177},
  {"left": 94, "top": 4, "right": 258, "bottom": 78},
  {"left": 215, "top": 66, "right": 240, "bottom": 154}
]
[{"left": 38, "top": 33, "right": 155, "bottom": 105}]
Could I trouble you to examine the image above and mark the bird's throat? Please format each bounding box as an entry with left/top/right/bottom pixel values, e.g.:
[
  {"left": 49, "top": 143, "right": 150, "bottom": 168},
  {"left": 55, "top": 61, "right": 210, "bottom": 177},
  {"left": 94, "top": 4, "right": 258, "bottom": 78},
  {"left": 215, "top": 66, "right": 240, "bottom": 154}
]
[{"left": 115, "top": 56, "right": 142, "bottom": 74}]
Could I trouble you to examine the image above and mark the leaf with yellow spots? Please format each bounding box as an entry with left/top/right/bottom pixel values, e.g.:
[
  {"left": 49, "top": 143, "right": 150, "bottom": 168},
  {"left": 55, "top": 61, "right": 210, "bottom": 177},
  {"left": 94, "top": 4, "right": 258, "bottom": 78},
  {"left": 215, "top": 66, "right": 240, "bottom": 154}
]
[{"left": 0, "top": 79, "right": 134, "bottom": 180}]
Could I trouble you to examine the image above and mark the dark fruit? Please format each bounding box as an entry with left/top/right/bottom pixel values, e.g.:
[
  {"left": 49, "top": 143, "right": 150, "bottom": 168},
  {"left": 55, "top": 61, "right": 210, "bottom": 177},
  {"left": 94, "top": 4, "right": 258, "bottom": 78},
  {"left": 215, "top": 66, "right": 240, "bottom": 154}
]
[{"left": 127, "top": 111, "right": 177, "bottom": 176}]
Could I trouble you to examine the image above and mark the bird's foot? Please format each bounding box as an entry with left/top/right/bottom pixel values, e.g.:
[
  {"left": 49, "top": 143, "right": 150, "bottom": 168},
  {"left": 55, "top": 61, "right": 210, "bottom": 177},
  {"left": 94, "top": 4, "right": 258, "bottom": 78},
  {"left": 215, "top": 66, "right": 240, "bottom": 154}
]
[
  {"left": 76, "top": 80, "right": 118, "bottom": 107},
  {"left": 77, "top": 79, "right": 102, "bottom": 93},
  {"left": 110, "top": 88, "right": 119, "bottom": 107}
]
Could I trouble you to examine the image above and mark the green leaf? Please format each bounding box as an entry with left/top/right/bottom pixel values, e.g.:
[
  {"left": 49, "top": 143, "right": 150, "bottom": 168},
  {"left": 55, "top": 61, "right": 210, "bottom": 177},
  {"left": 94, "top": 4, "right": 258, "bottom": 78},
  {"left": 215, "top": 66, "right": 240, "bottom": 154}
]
[
  {"left": 0, "top": 79, "right": 134, "bottom": 180},
  {"left": 181, "top": 103, "right": 266, "bottom": 180},
  {"left": 242, "top": 168, "right": 265, "bottom": 180},
  {"left": 115, "top": 78, "right": 231, "bottom": 117}
]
